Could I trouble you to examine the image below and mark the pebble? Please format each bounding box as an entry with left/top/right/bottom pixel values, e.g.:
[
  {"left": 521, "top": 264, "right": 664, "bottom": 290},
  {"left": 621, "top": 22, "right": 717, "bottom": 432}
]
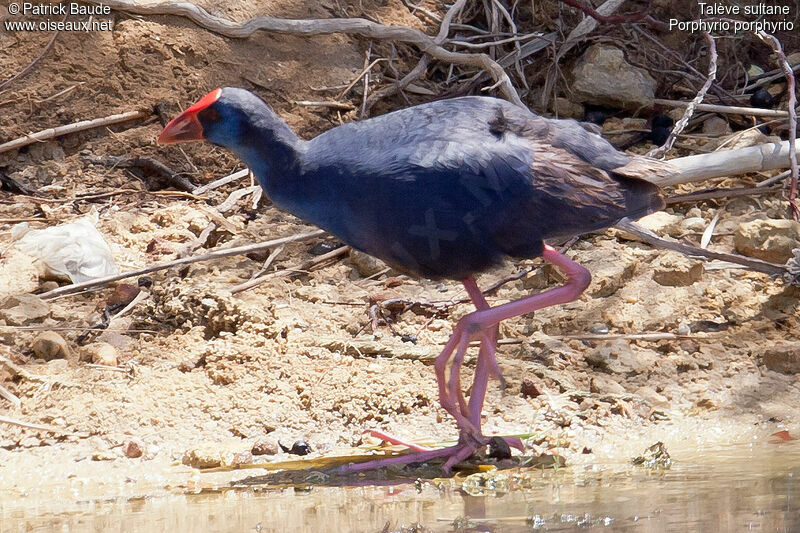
[
  {"left": 762, "top": 343, "right": 800, "bottom": 374},
  {"left": 182, "top": 445, "right": 225, "bottom": 468},
  {"left": 82, "top": 342, "right": 119, "bottom": 366},
  {"left": 634, "top": 386, "right": 669, "bottom": 407},
  {"left": 652, "top": 251, "right": 704, "bottom": 286},
  {"left": 0, "top": 294, "right": 50, "bottom": 326},
  {"left": 702, "top": 116, "right": 731, "bottom": 136},
  {"left": 521, "top": 376, "right": 544, "bottom": 398},
  {"left": 123, "top": 438, "right": 145, "bottom": 458},
  {"left": 735, "top": 218, "right": 800, "bottom": 263},
  {"left": 680, "top": 217, "right": 707, "bottom": 233},
  {"left": 625, "top": 212, "right": 683, "bottom": 239},
  {"left": 590, "top": 374, "right": 626, "bottom": 395},
  {"left": 349, "top": 249, "right": 387, "bottom": 277},
  {"left": 251, "top": 438, "right": 279, "bottom": 456},
  {"left": 32, "top": 331, "right": 70, "bottom": 360}
]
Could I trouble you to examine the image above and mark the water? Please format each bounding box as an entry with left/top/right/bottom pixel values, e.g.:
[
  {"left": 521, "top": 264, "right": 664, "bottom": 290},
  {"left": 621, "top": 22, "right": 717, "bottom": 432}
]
[{"left": 3, "top": 442, "right": 800, "bottom": 532}]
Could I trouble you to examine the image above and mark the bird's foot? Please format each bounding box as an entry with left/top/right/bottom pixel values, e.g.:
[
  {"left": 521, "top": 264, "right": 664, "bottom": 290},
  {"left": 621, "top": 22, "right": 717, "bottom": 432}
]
[{"left": 333, "top": 432, "right": 525, "bottom": 476}]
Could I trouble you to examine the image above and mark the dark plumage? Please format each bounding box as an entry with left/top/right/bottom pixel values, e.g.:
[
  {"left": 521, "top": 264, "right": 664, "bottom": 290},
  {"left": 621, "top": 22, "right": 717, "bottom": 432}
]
[
  {"left": 158, "top": 88, "right": 675, "bottom": 473},
  {"left": 163, "top": 89, "right": 668, "bottom": 280}
]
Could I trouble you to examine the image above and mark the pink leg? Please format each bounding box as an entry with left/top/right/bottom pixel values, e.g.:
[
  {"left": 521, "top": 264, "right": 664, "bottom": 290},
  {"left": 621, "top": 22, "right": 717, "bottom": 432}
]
[{"left": 336, "top": 245, "right": 590, "bottom": 475}]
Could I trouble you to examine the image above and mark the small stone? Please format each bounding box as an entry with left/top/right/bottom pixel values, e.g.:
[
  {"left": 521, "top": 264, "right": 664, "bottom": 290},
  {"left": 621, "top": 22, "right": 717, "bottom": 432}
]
[
  {"left": 634, "top": 386, "right": 669, "bottom": 407},
  {"left": 762, "top": 343, "right": 800, "bottom": 374},
  {"left": 652, "top": 251, "right": 704, "bottom": 286},
  {"left": 251, "top": 438, "right": 279, "bottom": 456},
  {"left": 589, "top": 374, "right": 626, "bottom": 395},
  {"left": 521, "top": 376, "right": 544, "bottom": 398},
  {"left": 552, "top": 97, "right": 584, "bottom": 119},
  {"left": 702, "top": 116, "right": 731, "bottom": 136},
  {"left": 182, "top": 445, "right": 224, "bottom": 468},
  {"left": 0, "top": 294, "right": 50, "bottom": 325},
  {"left": 32, "top": 331, "right": 70, "bottom": 360},
  {"left": 679, "top": 339, "right": 699, "bottom": 353},
  {"left": 571, "top": 44, "right": 656, "bottom": 109},
  {"left": 349, "top": 249, "right": 387, "bottom": 277},
  {"left": 123, "top": 438, "right": 144, "bottom": 458},
  {"left": 92, "top": 450, "right": 116, "bottom": 461},
  {"left": 680, "top": 217, "right": 707, "bottom": 233},
  {"left": 618, "top": 212, "right": 683, "bottom": 241},
  {"left": 735, "top": 218, "right": 800, "bottom": 263},
  {"left": 38, "top": 281, "right": 60, "bottom": 292},
  {"left": 82, "top": 342, "right": 118, "bottom": 366}
]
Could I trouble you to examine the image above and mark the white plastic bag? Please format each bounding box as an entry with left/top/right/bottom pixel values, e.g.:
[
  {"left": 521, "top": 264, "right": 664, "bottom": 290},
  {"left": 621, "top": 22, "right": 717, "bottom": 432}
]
[{"left": 12, "top": 213, "right": 119, "bottom": 283}]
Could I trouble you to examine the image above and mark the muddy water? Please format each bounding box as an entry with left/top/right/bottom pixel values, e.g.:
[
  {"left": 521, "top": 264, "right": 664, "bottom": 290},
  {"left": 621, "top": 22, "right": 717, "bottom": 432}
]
[{"left": 3, "top": 442, "right": 800, "bottom": 532}]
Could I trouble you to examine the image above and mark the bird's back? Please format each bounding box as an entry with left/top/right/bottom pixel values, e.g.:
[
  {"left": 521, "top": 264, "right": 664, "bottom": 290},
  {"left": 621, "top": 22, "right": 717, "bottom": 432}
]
[{"left": 273, "top": 97, "right": 670, "bottom": 280}]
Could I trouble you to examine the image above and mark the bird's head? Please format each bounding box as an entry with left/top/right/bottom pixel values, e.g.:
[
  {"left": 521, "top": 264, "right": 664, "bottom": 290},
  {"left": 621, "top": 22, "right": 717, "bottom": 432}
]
[{"left": 157, "top": 87, "right": 262, "bottom": 148}]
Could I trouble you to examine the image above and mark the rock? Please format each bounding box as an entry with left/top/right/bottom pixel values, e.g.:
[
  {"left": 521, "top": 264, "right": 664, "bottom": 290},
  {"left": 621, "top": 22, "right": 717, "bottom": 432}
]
[
  {"left": 577, "top": 243, "right": 637, "bottom": 297},
  {"left": 91, "top": 450, "right": 116, "bottom": 461},
  {"left": 735, "top": 218, "right": 800, "bottom": 263},
  {"left": 680, "top": 217, "right": 707, "bottom": 233},
  {"left": 702, "top": 116, "right": 731, "bottom": 136},
  {"left": 349, "top": 249, "right": 387, "bottom": 278},
  {"left": 251, "top": 438, "right": 279, "bottom": 456},
  {"left": 82, "top": 342, "right": 118, "bottom": 366},
  {"left": 571, "top": 45, "right": 656, "bottom": 109},
  {"left": 182, "top": 445, "right": 224, "bottom": 469},
  {"left": 123, "top": 438, "right": 145, "bottom": 458},
  {"left": 31, "top": 331, "right": 70, "bottom": 360},
  {"left": 617, "top": 212, "right": 683, "bottom": 242},
  {"left": 522, "top": 264, "right": 559, "bottom": 290},
  {"left": 552, "top": 97, "right": 584, "bottom": 119},
  {"left": 521, "top": 376, "right": 545, "bottom": 398},
  {"left": 652, "top": 251, "right": 704, "bottom": 286},
  {"left": 0, "top": 294, "right": 50, "bottom": 325},
  {"left": 585, "top": 339, "right": 647, "bottom": 375},
  {"left": 634, "top": 386, "right": 669, "bottom": 407},
  {"left": 590, "top": 374, "right": 626, "bottom": 395},
  {"left": 762, "top": 343, "right": 800, "bottom": 374}
]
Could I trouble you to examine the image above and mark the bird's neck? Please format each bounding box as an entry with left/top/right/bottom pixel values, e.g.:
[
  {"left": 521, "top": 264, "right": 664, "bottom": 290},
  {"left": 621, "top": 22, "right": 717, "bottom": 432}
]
[{"left": 234, "top": 111, "right": 304, "bottom": 189}]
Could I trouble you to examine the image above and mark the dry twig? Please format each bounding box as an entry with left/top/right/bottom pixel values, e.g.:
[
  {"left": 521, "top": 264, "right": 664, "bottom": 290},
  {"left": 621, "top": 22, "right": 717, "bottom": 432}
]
[
  {"left": 229, "top": 245, "right": 350, "bottom": 293},
  {"left": 192, "top": 168, "right": 249, "bottom": 195},
  {"left": 0, "top": 111, "right": 150, "bottom": 154},
  {"left": 648, "top": 33, "right": 717, "bottom": 158},
  {"left": 38, "top": 230, "right": 325, "bottom": 300},
  {"left": 616, "top": 219, "right": 786, "bottom": 278},
  {"left": 652, "top": 99, "right": 789, "bottom": 118}
]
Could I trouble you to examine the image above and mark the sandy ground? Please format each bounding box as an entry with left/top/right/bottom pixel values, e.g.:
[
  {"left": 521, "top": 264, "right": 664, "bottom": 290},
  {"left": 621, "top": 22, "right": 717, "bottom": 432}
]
[{"left": 1, "top": 0, "right": 799, "bottom": 507}]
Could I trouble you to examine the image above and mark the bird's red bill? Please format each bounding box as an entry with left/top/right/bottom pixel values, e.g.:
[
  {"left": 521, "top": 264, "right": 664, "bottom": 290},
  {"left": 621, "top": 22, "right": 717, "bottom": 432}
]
[{"left": 157, "top": 88, "right": 222, "bottom": 145}]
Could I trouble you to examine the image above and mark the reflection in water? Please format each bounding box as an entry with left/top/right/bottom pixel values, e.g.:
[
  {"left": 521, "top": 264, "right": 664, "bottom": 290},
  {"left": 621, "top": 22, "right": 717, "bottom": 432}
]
[{"left": 3, "top": 442, "right": 800, "bottom": 532}]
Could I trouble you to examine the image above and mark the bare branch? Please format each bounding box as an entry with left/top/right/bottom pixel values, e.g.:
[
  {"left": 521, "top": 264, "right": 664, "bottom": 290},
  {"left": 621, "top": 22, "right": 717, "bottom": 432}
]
[
  {"left": 616, "top": 219, "right": 786, "bottom": 278},
  {"left": 38, "top": 230, "right": 325, "bottom": 300},
  {"left": 0, "top": 110, "right": 150, "bottom": 154},
  {"left": 648, "top": 33, "right": 717, "bottom": 158}
]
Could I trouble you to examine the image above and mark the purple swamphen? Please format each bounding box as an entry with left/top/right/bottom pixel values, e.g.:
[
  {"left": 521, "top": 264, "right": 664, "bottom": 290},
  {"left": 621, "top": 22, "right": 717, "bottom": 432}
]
[{"left": 158, "top": 88, "right": 675, "bottom": 473}]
